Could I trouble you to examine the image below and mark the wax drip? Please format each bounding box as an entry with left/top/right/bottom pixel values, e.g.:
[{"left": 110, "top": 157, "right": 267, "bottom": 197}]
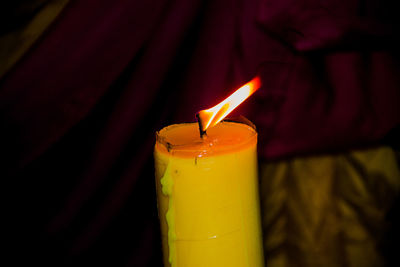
[{"left": 160, "top": 162, "right": 176, "bottom": 267}]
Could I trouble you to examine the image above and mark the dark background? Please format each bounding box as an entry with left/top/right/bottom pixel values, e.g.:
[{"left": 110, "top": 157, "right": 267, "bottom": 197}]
[{"left": 1, "top": 0, "right": 399, "bottom": 266}]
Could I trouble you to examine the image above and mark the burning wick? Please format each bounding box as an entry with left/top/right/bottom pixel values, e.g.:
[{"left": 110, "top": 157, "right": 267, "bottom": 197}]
[
  {"left": 196, "top": 76, "right": 261, "bottom": 138},
  {"left": 196, "top": 113, "right": 207, "bottom": 138}
]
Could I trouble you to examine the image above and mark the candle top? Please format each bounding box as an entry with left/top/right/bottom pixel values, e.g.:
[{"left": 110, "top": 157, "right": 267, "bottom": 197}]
[{"left": 155, "top": 121, "right": 257, "bottom": 158}]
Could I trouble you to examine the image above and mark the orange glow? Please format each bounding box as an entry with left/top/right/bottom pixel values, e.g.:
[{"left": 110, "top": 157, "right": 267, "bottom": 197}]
[{"left": 197, "top": 76, "right": 261, "bottom": 133}]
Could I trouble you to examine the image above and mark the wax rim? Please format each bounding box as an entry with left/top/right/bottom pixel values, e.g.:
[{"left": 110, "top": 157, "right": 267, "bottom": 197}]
[{"left": 155, "top": 120, "right": 257, "bottom": 158}]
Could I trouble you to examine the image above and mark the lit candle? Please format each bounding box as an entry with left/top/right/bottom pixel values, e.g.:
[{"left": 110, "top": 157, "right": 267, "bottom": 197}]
[{"left": 154, "top": 78, "right": 264, "bottom": 267}]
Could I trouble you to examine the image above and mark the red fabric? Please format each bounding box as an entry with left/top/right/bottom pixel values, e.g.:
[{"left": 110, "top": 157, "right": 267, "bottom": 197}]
[{"left": 1, "top": 0, "right": 399, "bottom": 266}]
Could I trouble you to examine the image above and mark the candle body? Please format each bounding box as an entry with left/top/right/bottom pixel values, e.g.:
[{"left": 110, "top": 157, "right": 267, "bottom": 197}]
[{"left": 154, "top": 122, "right": 264, "bottom": 267}]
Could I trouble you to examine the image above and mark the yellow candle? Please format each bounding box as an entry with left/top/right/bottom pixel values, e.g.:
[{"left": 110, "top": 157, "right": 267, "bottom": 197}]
[{"left": 154, "top": 120, "right": 264, "bottom": 267}]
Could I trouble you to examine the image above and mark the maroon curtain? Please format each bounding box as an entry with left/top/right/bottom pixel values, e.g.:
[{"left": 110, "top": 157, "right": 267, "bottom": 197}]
[{"left": 1, "top": 0, "right": 399, "bottom": 266}]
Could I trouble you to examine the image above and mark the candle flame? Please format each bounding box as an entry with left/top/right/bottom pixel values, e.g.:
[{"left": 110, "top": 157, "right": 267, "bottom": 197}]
[{"left": 197, "top": 76, "right": 261, "bottom": 133}]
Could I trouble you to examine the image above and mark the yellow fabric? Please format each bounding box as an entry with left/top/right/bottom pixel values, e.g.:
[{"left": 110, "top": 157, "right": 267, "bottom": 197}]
[
  {"left": 0, "top": 0, "right": 69, "bottom": 78},
  {"left": 260, "top": 146, "right": 400, "bottom": 267}
]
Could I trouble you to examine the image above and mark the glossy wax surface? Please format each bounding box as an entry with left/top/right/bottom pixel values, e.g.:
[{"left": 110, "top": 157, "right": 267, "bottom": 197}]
[
  {"left": 155, "top": 121, "right": 257, "bottom": 157},
  {"left": 154, "top": 121, "right": 264, "bottom": 267}
]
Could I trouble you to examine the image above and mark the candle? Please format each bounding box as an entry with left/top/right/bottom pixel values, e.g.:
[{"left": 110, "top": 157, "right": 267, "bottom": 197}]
[
  {"left": 155, "top": 121, "right": 264, "bottom": 267},
  {"left": 154, "top": 77, "right": 263, "bottom": 266}
]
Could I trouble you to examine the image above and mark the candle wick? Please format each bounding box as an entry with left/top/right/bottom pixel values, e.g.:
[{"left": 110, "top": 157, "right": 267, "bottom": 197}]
[{"left": 195, "top": 113, "right": 207, "bottom": 139}]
